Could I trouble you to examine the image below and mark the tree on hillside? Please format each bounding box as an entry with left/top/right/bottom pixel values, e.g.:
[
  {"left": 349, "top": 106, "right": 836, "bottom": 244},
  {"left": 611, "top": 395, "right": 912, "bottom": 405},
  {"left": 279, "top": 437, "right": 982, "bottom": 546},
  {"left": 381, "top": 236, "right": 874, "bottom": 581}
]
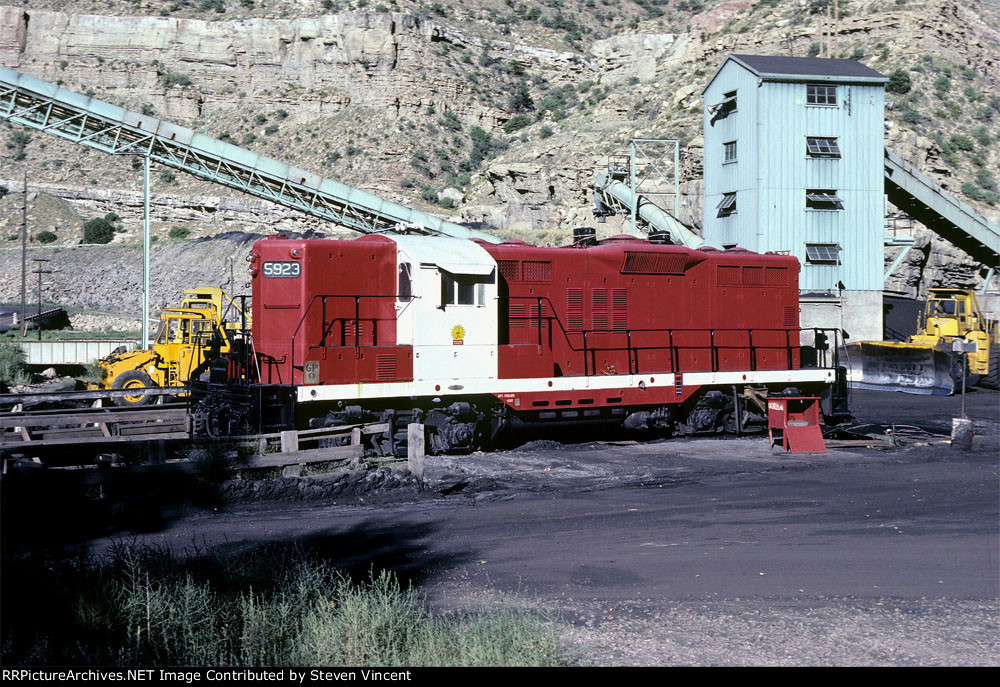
[{"left": 82, "top": 217, "right": 114, "bottom": 244}]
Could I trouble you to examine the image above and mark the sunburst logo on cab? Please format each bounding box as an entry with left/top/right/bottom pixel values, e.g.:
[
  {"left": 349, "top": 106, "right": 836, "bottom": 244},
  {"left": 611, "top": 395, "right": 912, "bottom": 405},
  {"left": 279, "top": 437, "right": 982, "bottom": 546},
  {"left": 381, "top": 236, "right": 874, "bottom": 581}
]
[{"left": 451, "top": 324, "right": 465, "bottom": 345}]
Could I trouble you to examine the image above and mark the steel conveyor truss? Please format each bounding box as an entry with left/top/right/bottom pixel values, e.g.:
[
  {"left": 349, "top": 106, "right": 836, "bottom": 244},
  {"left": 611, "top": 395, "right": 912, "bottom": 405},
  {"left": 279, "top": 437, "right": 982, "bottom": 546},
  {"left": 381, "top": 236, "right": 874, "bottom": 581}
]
[{"left": 0, "top": 67, "right": 498, "bottom": 243}]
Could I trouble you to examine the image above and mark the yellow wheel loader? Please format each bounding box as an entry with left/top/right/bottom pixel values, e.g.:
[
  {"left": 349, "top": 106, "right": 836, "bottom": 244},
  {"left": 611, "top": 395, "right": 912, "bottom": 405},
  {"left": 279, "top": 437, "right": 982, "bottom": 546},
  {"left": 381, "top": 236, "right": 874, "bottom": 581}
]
[
  {"left": 96, "top": 287, "right": 250, "bottom": 406},
  {"left": 843, "top": 289, "right": 999, "bottom": 395}
]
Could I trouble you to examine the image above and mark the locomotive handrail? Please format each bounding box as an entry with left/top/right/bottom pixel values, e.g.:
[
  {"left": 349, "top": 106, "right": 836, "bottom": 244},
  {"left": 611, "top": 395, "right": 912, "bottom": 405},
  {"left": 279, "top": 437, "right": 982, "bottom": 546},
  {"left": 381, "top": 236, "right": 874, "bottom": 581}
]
[
  {"left": 287, "top": 293, "right": 404, "bottom": 385},
  {"left": 503, "top": 295, "right": 841, "bottom": 377}
]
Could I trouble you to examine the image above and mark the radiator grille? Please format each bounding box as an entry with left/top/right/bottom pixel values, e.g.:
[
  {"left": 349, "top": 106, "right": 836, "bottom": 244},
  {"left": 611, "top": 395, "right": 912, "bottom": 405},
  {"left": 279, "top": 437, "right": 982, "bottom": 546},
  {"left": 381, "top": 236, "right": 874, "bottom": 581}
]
[
  {"left": 521, "top": 260, "right": 552, "bottom": 282},
  {"left": 498, "top": 260, "right": 520, "bottom": 282},
  {"left": 621, "top": 251, "right": 687, "bottom": 274}
]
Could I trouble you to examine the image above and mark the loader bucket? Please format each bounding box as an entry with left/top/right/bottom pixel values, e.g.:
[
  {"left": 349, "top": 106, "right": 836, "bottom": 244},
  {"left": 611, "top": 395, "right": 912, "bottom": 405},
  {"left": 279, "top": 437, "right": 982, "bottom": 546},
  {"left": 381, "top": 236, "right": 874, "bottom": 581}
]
[{"left": 839, "top": 341, "right": 956, "bottom": 395}]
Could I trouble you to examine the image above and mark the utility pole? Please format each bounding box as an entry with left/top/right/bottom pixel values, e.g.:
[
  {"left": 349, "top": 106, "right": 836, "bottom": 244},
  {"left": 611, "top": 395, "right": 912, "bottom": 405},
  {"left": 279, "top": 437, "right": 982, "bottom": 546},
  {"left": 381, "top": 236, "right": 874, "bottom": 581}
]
[
  {"left": 19, "top": 169, "right": 27, "bottom": 337},
  {"left": 834, "top": 0, "right": 839, "bottom": 58},
  {"left": 31, "top": 258, "right": 51, "bottom": 341}
]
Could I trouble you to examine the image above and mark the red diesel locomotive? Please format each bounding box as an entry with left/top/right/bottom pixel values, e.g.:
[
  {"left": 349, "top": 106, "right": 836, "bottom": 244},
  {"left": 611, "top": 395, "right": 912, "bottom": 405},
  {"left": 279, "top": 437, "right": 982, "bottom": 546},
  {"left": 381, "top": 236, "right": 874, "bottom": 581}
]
[{"left": 194, "top": 231, "right": 847, "bottom": 454}]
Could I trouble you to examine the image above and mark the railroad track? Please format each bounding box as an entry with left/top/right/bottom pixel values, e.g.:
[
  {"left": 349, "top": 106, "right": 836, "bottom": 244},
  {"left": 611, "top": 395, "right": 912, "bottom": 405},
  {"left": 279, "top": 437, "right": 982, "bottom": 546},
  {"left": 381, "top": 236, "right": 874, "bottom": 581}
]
[
  {"left": 1, "top": 403, "right": 190, "bottom": 453},
  {"left": 0, "top": 386, "right": 188, "bottom": 410}
]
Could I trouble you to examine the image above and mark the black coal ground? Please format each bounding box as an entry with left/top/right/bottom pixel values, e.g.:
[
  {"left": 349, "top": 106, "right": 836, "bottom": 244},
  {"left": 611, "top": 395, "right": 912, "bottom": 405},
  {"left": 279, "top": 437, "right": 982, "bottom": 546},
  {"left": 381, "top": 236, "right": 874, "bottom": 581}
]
[{"left": 15, "top": 389, "right": 1000, "bottom": 666}]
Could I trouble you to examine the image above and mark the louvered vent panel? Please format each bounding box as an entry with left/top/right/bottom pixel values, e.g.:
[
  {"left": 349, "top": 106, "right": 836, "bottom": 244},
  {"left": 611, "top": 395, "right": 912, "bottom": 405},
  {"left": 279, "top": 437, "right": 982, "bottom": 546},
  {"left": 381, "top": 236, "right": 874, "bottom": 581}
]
[
  {"left": 592, "top": 288, "right": 608, "bottom": 331},
  {"left": 509, "top": 303, "right": 527, "bottom": 328},
  {"left": 528, "top": 302, "right": 547, "bottom": 328},
  {"left": 376, "top": 354, "right": 397, "bottom": 380},
  {"left": 782, "top": 306, "right": 798, "bottom": 328},
  {"left": 344, "top": 321, "right": 367, "bottom": 339},
  {"left": 498, "top": 260, "right": 520, "bottom": 282},
  {"left": 522, "top": 261, "right": 552, "bottom": 282},
  {"left": 566, "top": 288, "right": 584, "bottom": 331},
  {"left": 611, "top": 288, "right": 628, "bottom": 331}
]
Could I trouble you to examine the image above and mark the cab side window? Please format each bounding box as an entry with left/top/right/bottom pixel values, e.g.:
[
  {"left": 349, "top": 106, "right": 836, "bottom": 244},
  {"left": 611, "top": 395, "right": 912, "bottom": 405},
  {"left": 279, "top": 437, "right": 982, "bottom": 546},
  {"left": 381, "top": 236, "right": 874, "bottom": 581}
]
[
  {"left": 441, "top": 272, "right": 489, "bottom": 307},
  {"left": 398, "top": 263, "right": 413, "bottom": 302}
]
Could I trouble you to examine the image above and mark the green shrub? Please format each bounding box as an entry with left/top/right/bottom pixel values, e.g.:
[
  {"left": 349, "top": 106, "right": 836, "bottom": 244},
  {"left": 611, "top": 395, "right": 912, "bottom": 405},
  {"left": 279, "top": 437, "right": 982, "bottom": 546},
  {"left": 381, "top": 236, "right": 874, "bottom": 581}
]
[
  {"left": 36, "top": 230, "right": 57, "bottom": 244},
  {"left": 162, "top": 72, "right": 192, "bottom": 88},
  {"left": 168, "top": 226, "right": 191, "bottom": 239},
  {"left": 0, "top": 341, "right": 29, "bottom": 387},
  {"left": 932, "top": 76, "right": 951, "bottom": 93},
  {"left": 972, "top": 126, "right": 993, "bottom": 147},
  {"left": 503, "top": 114, "right": 533, "bottom": 133},
  {"left": 159, "top": 168, "right": 176, "bottom": 183},
  {"left": 199, "top": 0, "right": 226, "bottom": 12},
  {"left": 467, "top": 126, "right": 507, "bottom": 168},
  {"left": 508, "top": 83, "right": 535, "bottom": 113},
  {"left": 440, "top": 111, "right": 463, "bottom": 132},
  {"left": 963, "top": 85, "right": 982, "bottom": 102},
  {"left": 886, "top": 69, "right": 912, "bottom": 95},
  {"left": 539, "top": 125, "right": 554, "bottom": 139},
  {"left": 950, "top": 134, "right": 976, "bottom": 151},
  {"left": 975, "top": 169, "right": 997, "bottom": 192},
  {"left": 962, "top": 182, "right": 1000, "bottom": 206},
  {"left": 82, "top": 217, "right": 114, "bottom": 244}
]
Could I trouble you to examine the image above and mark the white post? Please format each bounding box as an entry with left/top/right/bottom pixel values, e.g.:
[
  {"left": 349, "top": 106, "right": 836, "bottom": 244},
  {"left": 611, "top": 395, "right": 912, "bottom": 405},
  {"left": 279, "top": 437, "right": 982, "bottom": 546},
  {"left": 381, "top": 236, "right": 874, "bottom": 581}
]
[{"left": 407, "top": 423, "right": 425, "bottom": 480}]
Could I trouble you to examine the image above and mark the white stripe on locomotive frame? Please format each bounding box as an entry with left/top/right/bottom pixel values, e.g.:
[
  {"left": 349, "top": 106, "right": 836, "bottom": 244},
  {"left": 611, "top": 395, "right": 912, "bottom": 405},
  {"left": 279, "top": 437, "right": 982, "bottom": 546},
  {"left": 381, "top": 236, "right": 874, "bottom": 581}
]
[{"left": 295, "top": 368, "right": 836, "bottom": 403}]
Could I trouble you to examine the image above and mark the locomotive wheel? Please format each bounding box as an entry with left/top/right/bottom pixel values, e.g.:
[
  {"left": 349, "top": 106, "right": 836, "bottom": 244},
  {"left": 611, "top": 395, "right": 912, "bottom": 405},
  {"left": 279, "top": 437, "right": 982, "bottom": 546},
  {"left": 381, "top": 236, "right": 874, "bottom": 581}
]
[{"left": 112, "top": 370, "right": 155, "bottom": 407}]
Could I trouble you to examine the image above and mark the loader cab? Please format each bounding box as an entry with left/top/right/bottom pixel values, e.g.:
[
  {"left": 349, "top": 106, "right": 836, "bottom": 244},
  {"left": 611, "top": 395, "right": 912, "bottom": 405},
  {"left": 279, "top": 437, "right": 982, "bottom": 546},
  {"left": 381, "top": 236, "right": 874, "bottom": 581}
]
[
  {"left": 921, "top": 289, "right": 983, "bottom": 339},
  {"left": 152, "top": 309, "right": 231, "bottom": 385}
]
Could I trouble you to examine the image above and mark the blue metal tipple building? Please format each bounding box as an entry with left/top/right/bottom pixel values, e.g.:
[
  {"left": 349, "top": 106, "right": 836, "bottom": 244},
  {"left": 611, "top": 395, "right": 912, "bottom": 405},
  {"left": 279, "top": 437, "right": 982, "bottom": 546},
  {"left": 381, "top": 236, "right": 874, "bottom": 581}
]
[{"left": 702, "top": 54, "right": 889, "bottom": 342}]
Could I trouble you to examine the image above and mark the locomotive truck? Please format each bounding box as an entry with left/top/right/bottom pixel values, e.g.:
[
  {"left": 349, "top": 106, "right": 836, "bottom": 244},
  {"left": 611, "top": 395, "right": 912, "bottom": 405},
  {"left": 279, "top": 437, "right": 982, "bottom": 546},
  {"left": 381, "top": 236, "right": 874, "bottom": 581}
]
[{"left": 190, "top": 231, "right": 849, "bottom": 455}]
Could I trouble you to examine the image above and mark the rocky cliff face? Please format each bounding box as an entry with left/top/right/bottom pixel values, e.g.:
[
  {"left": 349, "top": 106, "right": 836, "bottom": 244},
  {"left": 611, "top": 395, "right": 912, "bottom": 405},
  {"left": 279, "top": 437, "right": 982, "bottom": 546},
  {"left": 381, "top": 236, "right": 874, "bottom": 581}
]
[{"left": 1, "top": 0, "right": 998, "bottom": 317}]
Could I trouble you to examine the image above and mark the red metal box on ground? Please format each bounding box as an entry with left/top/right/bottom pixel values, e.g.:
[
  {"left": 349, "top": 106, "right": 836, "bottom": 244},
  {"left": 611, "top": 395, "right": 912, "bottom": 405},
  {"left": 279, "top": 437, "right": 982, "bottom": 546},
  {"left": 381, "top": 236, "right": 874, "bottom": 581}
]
[{"left": 767, "top": 396, "right": 826, "bottom": 453}]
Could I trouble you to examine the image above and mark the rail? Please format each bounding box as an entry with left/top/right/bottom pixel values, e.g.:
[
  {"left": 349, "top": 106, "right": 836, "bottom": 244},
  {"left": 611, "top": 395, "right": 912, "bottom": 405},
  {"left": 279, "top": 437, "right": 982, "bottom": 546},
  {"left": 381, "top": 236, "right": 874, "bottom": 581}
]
[{"left": 0, "top": 387, "right": 188, "bottom": 407}]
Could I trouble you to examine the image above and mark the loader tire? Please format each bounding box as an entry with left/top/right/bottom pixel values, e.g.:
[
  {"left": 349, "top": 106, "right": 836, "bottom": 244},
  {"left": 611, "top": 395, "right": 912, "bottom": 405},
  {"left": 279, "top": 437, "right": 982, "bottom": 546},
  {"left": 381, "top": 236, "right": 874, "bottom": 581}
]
[
  {"left": 949, "top": 353, "right": 981, "bottom": 392},
  {"left": 983, "top": 343, "right": 1000, "bottom": 390},
  {"left": 112, "top": 370, "right": 155, "bottom": 407}
]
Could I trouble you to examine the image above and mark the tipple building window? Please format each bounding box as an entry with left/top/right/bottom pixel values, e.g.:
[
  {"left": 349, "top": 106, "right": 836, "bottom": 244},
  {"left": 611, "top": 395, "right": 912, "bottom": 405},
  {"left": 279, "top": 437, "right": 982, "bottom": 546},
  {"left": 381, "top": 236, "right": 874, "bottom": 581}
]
[
  {"left": 806, "top": 189, "right": 843, "bottom": 210},
  {"left": 717, "top": 192, "right": 737, "bottom": 217},
  {"left": 805, "top": 243, "right": 841, "bottom": 265},
  {"left": 806, "top": 136, "right": 841, "bottom": 158},
  {"left": 807, "top": 84, "right": 837, "bottom": 106},
  {"left": 723, "top": 140, "right": 737, "bottom": 163}
]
